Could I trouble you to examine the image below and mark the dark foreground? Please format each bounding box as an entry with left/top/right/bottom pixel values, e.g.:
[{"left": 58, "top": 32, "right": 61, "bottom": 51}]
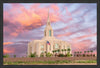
[{"left": 3, "top": 57, "right": 97, "bottom": 65}]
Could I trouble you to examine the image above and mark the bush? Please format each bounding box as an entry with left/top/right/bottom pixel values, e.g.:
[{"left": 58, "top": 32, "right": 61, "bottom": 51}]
[
  {"left": 87, "top": 54, "right": 90, "bottom": 57},
  {"left": 13, "top": 55, "right": 16, "bottom": 58},
  {"left": 83, "top": 54, "right": 85, "bottom": 57},
  {"left": 58, "top": 54, "right": 64, "bottom": 57},
  {"left": 90, "top": 54, "right": 92, "bottom": 56},
  {"left": 3, "top": 54, "right": 9, "bottom": 58},
  {"left": 76, "top": 54, "right": 79, "bottom": 57},
  {"left": 29, "top": 52, "right": 37, "bottom": 57},
  {"left": 93, "top": 54, "right": 95, "bottom": 57},
  {"left": 46, "top": 52, "right": 52, "bottom": 57},
  {"left": 66, "top": 52, "right": 71, "bottom": 57},
  {"left": 70, "top": 54, "right": 72, "bottom": 56},
  {"left": 40, "top": 53, "right": 44, "bottom": 57}
]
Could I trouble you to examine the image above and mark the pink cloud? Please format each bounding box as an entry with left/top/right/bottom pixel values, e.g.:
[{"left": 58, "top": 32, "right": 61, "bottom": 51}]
[
  {"left": 57, "top": 32, "right": 72, "bottom": 37},
  {"left": 30, "top": 3, "right": 40, "bottom": 9},
  {"left": 3, "top": 42, "right": 14, "bottom": 46},
  {"left": 65, "top": 7, "right": 72, "bottom": 16},
  {"left": 10, "top": 32, "right": 18, "bottom": 37},
  {"left": 51, "top": 4, "right": 59, "bottom": 11},
  {"left": 3, "top": 48, "right": 15, "bottom": 54},
  {"left": 72, "top": 39, "right": 94, "bottom": 49},
  {"left": 71, "top": 33, "right": 96, "bottom": 42}
]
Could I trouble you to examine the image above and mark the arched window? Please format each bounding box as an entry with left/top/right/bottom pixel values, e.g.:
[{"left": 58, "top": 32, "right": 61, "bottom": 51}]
[
  {"left": 41, "top": 51, "right": 44, "bottom": 53},
  {"left": 49, "top": 30, "right": 51, "bottom": 36},
  {"left": 55, "top": 44, "right": 58, "bottom": 49},
  {"left": 67, "top": 46, "right": 70, "bottom": 49},
  {"left": 41, "top": 45, "right": 44, "bottom": 49},
  {"left": 41, "top": 45, "right": 44, "bottom": 53}
]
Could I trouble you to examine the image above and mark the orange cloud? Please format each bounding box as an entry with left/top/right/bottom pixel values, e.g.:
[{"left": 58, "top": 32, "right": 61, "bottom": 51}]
[
  {"left": 4, "top": 4, "right": 60, "bottom": 30},
  {"left": 3, "top": 4, "right": 73, "bottom": 39},
  {"left": 10, "top": 32, "right": 18, "bottom": 37},
  {"left": 16, "top": 11, "right": 42, "bottom": 27},
  {"left": 57, "top": 32, "right": 72, "bottom": 37},
  {"left": 3, "top": 42, "right": 14, "bottom": 46},
  {"left": 3, "top": 48, "right": 14, "bottom": 54}
]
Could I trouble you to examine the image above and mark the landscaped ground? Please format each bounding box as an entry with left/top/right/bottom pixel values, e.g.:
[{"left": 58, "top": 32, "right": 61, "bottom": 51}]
[{"left": 3, "top": 57, "right": 97, "bottom": 65}]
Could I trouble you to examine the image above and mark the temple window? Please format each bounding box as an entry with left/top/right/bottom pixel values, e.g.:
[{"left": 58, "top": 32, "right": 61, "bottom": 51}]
[
  {"left": 41, "top": 45, "right": 44, "bottom": 49},
  {"left": 41, "top": 45, "right": 44, "bottom": 53},
  {"left": 55, "top": 44, "right": 58, "bottom": 49},
  {"left": 49, "top": 30, "right": 51, "bottom": 36},
  {"left": 67, "top": 46, "right": 70, "bottom": 49},
  {"left": 41, "top": 51, "right": 44, "bottom": 53}
]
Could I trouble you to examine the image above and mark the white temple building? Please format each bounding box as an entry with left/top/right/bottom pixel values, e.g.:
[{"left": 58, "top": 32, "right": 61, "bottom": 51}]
[{"left": 28, "top": 10, "right": 71, "bottom": 57}]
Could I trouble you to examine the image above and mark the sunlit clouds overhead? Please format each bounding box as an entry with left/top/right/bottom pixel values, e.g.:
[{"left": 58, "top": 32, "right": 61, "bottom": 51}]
[{"left": 3, "top": 3, "right": 97, "bottom": 57}]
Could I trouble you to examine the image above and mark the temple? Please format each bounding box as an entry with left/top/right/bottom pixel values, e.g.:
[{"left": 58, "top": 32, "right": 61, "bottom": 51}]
[{"left": 27, "top": 10, "right": 71, "bottom": 57}]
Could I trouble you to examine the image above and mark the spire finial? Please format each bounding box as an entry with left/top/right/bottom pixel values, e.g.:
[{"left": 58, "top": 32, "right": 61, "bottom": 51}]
[
  {"left": 47, "top": 8, "right": 50, "bottom": 25},
  {"left": 48, "top": 8, "right": 49, "bottom": 19}
]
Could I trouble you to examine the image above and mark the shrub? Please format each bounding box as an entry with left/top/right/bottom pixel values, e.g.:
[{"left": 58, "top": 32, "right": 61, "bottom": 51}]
[
  {"left": 90, "top": 54, "right": 92, "bottom": 56},
  {"left": 87, "top": 54, "right": 90, "bottom": 57},
  {"left": 70, "top": 54, "right": 72, "bottom": 56},
  {"left": 3, "top": 54, "right": 9, "bottom": 58},
  {"left": 13, "top": 55, "right": 16, "bottom": 58},
  {"left": 83, "top": 54, "right": 85, "bottom": 57},
  {"left": 29, "top": 52, "right": 37, "bottom": 57},
  {"left": 66, "top": 52, "right": 71, "bottom": 57},
  {"left": 93, "top": 54, "right": 95, "bottom": 57},
  {"left": 46, "top": 52, "right": 52, "bottom": 57},
  {"left": 77, "top": 54, "right": 79, "bottom": 57},
  {"left": 58, "top": 54, "right": 64, "bottom": 57},
  {"left": 40, "top": 53, "right": 44, "bottom": 57}
]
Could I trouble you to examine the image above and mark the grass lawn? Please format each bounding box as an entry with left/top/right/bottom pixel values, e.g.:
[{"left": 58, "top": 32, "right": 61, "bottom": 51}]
[{"left": 4, "top": 60, "right": 97, "bottom": 65}]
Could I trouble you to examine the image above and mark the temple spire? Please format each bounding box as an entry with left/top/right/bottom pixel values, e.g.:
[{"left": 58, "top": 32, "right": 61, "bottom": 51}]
[
  {"left": 44, "top": 9, "right": 53, "bottom": 37},
  {"left": 47, "top": 9, "right": 50, "bottom": 25}
]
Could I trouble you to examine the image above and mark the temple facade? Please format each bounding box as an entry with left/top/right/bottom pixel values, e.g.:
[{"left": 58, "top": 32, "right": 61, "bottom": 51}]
[{"left": 27, "top": 10, "right": 71, "bottom": 57}]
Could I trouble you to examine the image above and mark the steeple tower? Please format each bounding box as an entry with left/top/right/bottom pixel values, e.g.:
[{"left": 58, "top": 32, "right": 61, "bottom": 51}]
[
  {"left": 44, "top": 9, "right": 53, "bottom": 37},
  {"left": 47, "top": 9, "right": 50, "bottom": 25}
]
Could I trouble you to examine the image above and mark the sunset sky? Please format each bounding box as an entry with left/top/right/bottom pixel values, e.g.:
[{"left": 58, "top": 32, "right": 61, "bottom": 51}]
[{"left": 3, "top": 3, "right": 97, "bottom": 57}]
